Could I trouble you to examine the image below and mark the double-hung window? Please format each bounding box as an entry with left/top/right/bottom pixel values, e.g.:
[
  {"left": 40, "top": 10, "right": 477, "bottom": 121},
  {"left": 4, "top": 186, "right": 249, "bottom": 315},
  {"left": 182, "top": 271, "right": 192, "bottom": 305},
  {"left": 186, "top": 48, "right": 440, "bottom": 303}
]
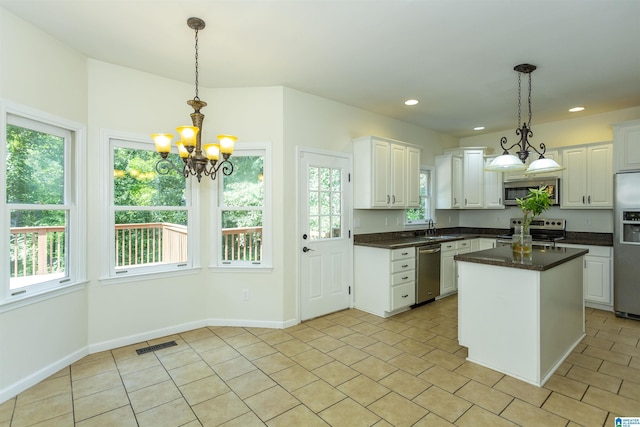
[
  {"left": 214, "top": 143, "right": 271, "bottom": 268},
  {"left": 2, "top": 107, "right": 85, "bottom": 303},
  {"left": 406, "top": 167, "right": 434, "bottom": 225},
  {"left": 105, "top": 136, "right": 196, "bottom": 278}
]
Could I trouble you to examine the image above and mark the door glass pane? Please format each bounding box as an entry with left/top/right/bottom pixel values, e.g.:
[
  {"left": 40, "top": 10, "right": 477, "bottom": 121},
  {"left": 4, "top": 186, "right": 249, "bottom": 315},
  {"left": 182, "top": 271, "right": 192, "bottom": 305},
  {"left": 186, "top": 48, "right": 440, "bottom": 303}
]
[
  {"left": 6, "top": 124, "right": 64, "bottom": 204},
  {"left": 9, "top": 209, "right": 67, "bottom": 289},
  {"left": 308, "top": 166, "right": 342, "bottom": 241}
]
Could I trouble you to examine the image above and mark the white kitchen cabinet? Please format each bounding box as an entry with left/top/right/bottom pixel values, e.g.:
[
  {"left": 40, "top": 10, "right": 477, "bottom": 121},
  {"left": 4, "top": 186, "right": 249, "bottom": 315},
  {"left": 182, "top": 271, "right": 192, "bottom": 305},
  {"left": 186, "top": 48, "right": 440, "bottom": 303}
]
[
  {"left": 353, "top": 136, "right": 420, "bottom": 209},
  {"left": 478, "top": 238, "right": 496, "bottom": 250},
  {"left": 439, "top": 239, "right": 477, "bottom": 297},
  {"left": 557, "top": 243, "right": 613, "bottom": 310},
  {"left": 463, "top": 150, "right": 485, "bottom": 208},
  {"left": 435, "top": 154, "right": 462, "bottom": 209},
  {"left": 561, "top": 143, "right": 613, "bottom": 209},
  {"left": 406, "top": 146, "right": 421, "bottom": 207},
  {"left": 354, "top": 246, "right": 416, "bottom": 317},
  {"left": 613, "top": 119, "right": 640, "bottom": 172},
  {"left": 484, "top": 156, "right": 504, "bottom": 209}
]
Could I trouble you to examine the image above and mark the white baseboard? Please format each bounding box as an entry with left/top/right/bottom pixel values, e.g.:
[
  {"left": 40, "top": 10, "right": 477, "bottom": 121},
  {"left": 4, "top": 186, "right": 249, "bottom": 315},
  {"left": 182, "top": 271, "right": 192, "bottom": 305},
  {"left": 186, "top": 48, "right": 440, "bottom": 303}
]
[
  {"left": 88, "top": 319, "right": 208, "bottom": 353},
  {"left": 1, "top": 316, "right": 301, "bottom": 404},
  {"left": 0, "top": 347, "right": 87, "bottom": 404}
]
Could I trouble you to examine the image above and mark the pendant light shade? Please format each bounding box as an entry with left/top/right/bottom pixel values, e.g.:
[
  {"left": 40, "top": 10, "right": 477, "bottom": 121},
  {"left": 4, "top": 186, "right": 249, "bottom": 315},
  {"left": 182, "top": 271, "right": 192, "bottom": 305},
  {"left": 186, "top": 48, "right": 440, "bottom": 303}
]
[{"left": 485, "top": 64, "right": 564, "bottom": 174}]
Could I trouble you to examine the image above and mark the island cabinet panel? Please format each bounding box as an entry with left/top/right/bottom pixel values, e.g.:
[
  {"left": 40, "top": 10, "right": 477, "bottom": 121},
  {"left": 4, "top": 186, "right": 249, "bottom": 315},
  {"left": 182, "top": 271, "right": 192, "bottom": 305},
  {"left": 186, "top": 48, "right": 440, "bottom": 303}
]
[
  {"left": 457, "top": 256, "right": 585, "bottom": 387},
  {"left": 354, "top": 246, "right": 415, "bottom": 317}
]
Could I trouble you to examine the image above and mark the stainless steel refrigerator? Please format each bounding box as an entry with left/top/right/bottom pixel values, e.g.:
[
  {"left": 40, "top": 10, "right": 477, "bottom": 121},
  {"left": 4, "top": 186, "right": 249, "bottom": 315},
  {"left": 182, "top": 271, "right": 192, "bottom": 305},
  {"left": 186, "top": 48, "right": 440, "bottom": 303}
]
[{"left": 614, "top": 172, "right": 640, "bottom": 319}]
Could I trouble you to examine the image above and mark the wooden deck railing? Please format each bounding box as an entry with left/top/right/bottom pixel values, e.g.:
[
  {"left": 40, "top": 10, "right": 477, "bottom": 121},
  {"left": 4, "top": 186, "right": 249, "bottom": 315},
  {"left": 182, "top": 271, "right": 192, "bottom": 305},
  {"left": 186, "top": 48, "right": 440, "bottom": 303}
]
[{"left": 9, "top": 224, "right": 263, "bottom": 278}]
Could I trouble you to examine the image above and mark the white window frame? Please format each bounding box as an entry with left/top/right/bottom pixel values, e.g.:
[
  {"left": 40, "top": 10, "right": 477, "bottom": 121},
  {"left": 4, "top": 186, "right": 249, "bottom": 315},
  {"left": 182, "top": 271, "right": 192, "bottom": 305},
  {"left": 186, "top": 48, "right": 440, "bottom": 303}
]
[
  {"left": 0, "top": 101, "right": 86, "bottom": 309},
  {"left": 100, "top": 130, "right": 199, "bottom": 283},
  {"left": 405, "top": 166, "right": 435, "bottom": 227},
  {"left": 211, "top": 141, "right": 272, "bottom": 270}
]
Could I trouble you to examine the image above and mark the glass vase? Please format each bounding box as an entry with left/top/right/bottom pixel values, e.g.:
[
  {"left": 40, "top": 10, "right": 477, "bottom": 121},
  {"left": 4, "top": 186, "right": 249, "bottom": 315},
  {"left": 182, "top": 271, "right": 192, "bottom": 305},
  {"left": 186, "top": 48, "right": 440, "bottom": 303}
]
[{"left": 512, "top": 225, "right": 532, "bottom": 255}]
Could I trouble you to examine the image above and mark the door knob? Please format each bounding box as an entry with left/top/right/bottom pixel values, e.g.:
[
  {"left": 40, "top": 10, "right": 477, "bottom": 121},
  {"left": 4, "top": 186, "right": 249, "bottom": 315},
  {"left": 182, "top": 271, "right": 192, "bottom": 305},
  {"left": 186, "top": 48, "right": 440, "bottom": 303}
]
[{"left": 302, "top": 247, "right": 314, "bottom": 253}]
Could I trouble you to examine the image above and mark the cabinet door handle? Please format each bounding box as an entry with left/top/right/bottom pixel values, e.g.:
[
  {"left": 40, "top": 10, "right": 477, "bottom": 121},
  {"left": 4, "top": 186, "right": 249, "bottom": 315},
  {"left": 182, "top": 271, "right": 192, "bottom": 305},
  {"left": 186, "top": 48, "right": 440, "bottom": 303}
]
[
  {"left": 465, "top": 198, "right": 468, "bottom": 205},
  {"left": 402, "top": 294, "right": 409, "bottom": 298},
  {"left": 588, "top": 195, "right": 591, "bottom": 204},
  {"left": 499, "top": 197, "right": 502, "bottom": 204},
  {"left": 582, "top": 195, "right": 585, "bottom": 204},
  {"left": 392, "top": 195, "right": 396, "bottom": 204},
  {"left": 402, "top": 276, "right": 409, "bottom": 280},
  {"left": 401, "top": 264, "right": 409, "bottom": 268},
  {"left": 387, "top": 195, "right": 390, "bottom": 204},
  {"left": 454, "top": 197, "right": 457, "bottom": 205}
]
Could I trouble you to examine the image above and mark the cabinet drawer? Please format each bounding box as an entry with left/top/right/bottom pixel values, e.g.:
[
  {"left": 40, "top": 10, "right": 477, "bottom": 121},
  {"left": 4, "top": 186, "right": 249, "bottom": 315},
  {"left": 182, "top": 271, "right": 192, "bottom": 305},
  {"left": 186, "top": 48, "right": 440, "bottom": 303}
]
[
  {"left": 441, "top": 242, "right": 456, "bottom": 252},
  {"left": 457, "top": 240, "right": 471, "bottom": 250},
  {"left": 391, "top": 258, "right": 415, "bottom": 273},
  {"left": 392, "top": 270, "right": 415, "bottom": 286},
  {"left": 391, "top": 282, "right": 415, "bottom": 310},
  {"left": 391, "top": 247, "right": 415, "bottom": 261}
]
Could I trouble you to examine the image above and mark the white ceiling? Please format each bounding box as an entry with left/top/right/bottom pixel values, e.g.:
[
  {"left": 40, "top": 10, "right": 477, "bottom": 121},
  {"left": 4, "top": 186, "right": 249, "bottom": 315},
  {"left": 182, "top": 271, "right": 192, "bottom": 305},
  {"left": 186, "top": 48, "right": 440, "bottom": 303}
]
[{"left": 3, "top": 0, "right": 640, "bottom": 138}]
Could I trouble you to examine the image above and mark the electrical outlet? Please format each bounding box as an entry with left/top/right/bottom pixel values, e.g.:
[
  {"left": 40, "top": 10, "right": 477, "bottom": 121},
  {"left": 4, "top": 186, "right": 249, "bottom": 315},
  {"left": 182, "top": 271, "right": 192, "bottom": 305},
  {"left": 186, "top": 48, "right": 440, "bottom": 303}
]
[
  {"left": 585, "top": 218, "right": 592, "bottom": 226},
  {"left": 242, "top": 289, "right": 249, "bottom": 301},
  {"left": 385, "top": 217, "right": 389, "bottom": 226},
  {"left": 496, "top": 216, "right": 501, "bottom": 223}
]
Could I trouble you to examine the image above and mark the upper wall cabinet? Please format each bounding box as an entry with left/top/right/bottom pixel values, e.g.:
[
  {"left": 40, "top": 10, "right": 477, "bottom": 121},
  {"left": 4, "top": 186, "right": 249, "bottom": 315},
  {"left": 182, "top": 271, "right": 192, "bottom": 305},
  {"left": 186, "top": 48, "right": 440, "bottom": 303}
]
[
  {"left": 435, "top": 154, "right": 462, "bottom": 209},
  {"left": 484, "top": 156, "right": 504, "bottom": 209},
  {"left": 353, "top": 136, "right": 421, "bottom": 209},
  {"left": 561, "top": 142, "right": 613, "bottom": 209},
  {"left": 462, "top": 149, "right": 484, "bottom": 208},
  {"left": 613, "top": 119, "right": 640, "bottom": 173},
  {"left": 436, "top": 148, "right": 492, "bottom": 210}
]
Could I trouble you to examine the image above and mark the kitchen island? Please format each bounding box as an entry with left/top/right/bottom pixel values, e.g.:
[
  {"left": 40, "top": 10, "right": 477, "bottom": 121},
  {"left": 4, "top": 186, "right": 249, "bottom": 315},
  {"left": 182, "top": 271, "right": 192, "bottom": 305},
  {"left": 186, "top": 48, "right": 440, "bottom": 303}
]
[{"left": 454, "top": 246, "right": 588, "bottom": 387}]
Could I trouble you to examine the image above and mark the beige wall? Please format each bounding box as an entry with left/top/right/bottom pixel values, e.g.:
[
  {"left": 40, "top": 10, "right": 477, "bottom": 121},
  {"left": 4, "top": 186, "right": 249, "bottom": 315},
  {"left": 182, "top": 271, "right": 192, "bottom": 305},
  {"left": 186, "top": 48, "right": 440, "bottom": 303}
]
[{"left": 0, "top": 10, "right": 89, "bottom": 400}]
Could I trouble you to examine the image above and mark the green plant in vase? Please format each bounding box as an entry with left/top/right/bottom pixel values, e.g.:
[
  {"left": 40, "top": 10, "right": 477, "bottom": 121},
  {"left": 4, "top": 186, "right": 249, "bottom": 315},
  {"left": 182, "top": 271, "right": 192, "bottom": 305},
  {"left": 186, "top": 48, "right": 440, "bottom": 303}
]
[{"left": 513, "top": 186, "right": 553, "bottom": 254}]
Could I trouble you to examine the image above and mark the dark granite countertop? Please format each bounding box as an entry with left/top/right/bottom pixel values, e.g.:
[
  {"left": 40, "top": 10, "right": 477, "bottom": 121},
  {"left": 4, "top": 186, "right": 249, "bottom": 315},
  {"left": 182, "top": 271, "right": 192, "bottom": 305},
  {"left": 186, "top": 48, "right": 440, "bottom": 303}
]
[
  {"left": 354, "top": 228, "right": 613, "bottom": 249},
  {"left": 454, "top": 246, "right": 589, "bottom": 271}
]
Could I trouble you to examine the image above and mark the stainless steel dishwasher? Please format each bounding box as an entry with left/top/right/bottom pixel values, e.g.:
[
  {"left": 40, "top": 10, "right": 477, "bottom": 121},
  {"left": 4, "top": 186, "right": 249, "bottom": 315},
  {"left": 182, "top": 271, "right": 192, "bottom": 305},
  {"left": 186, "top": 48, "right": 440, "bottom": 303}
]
[{"left": 415, "top": 243, "right": 441, "bottom": 304}]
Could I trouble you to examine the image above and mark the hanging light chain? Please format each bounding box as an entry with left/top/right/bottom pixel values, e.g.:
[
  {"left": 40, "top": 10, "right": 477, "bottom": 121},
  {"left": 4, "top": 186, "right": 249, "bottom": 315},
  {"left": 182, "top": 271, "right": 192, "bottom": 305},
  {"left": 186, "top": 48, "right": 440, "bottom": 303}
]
[
  {"left": 517, "top": 71, "right": 522, "bottom": 127},
  {"left": 193, "top": 25, "right": 200, "bottom": 100},
  {"left": 527, "top": 71, "right": 533, "bottom": 127}
]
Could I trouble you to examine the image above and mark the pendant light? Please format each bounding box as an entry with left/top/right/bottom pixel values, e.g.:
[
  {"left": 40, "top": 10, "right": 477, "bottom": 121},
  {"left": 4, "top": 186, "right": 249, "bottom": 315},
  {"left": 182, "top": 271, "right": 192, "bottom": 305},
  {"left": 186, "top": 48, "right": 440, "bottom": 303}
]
[
  {"left": 486, "top": 64, "right": 564, "bottom": 174},
  {"left": 151, "top": 17, "right": 236, "bottom": 182}
]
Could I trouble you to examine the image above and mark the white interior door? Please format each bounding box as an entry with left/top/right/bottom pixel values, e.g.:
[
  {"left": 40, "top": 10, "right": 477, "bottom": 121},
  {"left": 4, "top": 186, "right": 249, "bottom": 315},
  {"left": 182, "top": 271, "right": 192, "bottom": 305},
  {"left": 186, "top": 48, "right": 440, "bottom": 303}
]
[{"left": 298, "top": 149, "right": 352, "bottom": 321}]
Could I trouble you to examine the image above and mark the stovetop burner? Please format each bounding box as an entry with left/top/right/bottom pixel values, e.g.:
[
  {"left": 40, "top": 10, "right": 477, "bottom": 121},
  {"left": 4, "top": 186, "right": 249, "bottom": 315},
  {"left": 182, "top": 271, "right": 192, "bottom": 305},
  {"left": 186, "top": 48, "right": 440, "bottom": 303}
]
[{"left": 497, "top": 218, "right": 567, "bottom": 243}]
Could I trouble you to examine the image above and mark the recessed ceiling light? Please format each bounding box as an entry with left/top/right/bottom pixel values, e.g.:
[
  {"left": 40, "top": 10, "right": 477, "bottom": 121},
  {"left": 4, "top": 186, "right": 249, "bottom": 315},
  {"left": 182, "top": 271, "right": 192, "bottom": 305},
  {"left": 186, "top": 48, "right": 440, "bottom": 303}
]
[
  {"left": 569, "top": 106, "right": 585, "bottom": 112},
  {"left": 474, "top": 126, "right": 485, "bottom": 131},
  {"left": 404, "top": 99, "right": 419, "bottom": 106}
]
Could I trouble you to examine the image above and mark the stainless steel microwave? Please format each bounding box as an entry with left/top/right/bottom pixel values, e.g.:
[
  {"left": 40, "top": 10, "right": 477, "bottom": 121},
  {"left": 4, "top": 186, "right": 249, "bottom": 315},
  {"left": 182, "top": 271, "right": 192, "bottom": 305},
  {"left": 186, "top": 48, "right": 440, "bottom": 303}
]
[{"left": 503, "top": 178, "right": 560, "bottom": 206}]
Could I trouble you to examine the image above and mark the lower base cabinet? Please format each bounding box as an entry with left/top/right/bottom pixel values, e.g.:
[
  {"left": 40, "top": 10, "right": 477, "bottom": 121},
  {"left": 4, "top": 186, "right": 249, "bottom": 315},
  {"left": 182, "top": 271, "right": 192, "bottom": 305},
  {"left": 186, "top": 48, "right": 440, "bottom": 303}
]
[
  {"left": 558, "top": 243, "right": 613, "bottom": 310},
  {"left": 354, "top": 246, "right": 416, "bottom": 317},
  {"left": 440, "top": 239, "right": 476, "bottom": 297}
]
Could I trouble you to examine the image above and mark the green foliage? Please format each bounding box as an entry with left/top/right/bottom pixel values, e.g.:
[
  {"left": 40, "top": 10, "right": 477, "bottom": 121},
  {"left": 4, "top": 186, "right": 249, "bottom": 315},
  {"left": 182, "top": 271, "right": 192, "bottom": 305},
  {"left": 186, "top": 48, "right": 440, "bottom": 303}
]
[
  {"left": 113, "top": 147, "right": 187, "bottom": 225},
  {"left": 6, "top": 124, "right": 65, "bottom": 226},
  {"left": 516, "top": 186, "right": 552, "bottom": 233},
  {"left": 221, "top": 155, "right": 264, "bottom": 229}
]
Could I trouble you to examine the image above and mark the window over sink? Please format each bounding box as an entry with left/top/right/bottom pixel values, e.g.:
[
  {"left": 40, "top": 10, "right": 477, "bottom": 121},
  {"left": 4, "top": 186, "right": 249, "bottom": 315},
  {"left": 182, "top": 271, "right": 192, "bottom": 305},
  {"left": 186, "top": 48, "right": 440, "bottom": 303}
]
[{"left": 405, "top": 167, "right": 434, "bottom": 226}]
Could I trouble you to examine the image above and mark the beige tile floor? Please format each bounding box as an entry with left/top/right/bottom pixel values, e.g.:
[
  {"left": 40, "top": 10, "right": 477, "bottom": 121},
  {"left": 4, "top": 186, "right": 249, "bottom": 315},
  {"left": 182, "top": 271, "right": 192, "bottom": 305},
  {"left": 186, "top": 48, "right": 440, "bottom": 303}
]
[{"left": 1, "top": 295, "right": 640, "bottom": 426}]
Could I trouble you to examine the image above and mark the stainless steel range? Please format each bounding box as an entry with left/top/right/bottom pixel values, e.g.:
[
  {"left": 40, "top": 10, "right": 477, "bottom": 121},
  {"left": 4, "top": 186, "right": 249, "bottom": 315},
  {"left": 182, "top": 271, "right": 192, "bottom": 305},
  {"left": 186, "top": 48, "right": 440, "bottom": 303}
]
[{"left": 496, "top": 218, "right": 566, "bottom": 248}]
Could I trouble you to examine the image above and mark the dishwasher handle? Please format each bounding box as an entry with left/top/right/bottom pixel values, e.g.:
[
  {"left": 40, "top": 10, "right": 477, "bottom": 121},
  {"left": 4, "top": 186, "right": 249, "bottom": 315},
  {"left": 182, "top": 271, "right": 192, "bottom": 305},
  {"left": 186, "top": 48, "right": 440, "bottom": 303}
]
[{"left": 419, "top": 247, "right": 441, "bottom": 255}]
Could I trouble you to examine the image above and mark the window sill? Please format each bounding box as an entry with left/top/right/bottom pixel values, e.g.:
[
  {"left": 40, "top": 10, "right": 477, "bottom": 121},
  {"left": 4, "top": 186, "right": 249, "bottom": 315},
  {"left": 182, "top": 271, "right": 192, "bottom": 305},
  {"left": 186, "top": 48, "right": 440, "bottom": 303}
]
[
  {"left": 99, "top": 266, "right": 202, "bottom": 286},
  {"left": 208, "top": 264, "right": 273, "bottom": 273},
  {"left": 0, "top": 281, "right": 87, "bottom": 314}
]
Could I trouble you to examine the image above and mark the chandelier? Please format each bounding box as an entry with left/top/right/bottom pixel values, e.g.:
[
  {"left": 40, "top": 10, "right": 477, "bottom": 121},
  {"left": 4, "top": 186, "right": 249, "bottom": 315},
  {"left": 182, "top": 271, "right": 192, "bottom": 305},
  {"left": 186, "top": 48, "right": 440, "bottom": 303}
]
[
  {"left": 485, "top": 64, "right": 564, "bottom": 174},
  {"left": 151, "top": 17, "right": 236, "bottom": 182}
]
